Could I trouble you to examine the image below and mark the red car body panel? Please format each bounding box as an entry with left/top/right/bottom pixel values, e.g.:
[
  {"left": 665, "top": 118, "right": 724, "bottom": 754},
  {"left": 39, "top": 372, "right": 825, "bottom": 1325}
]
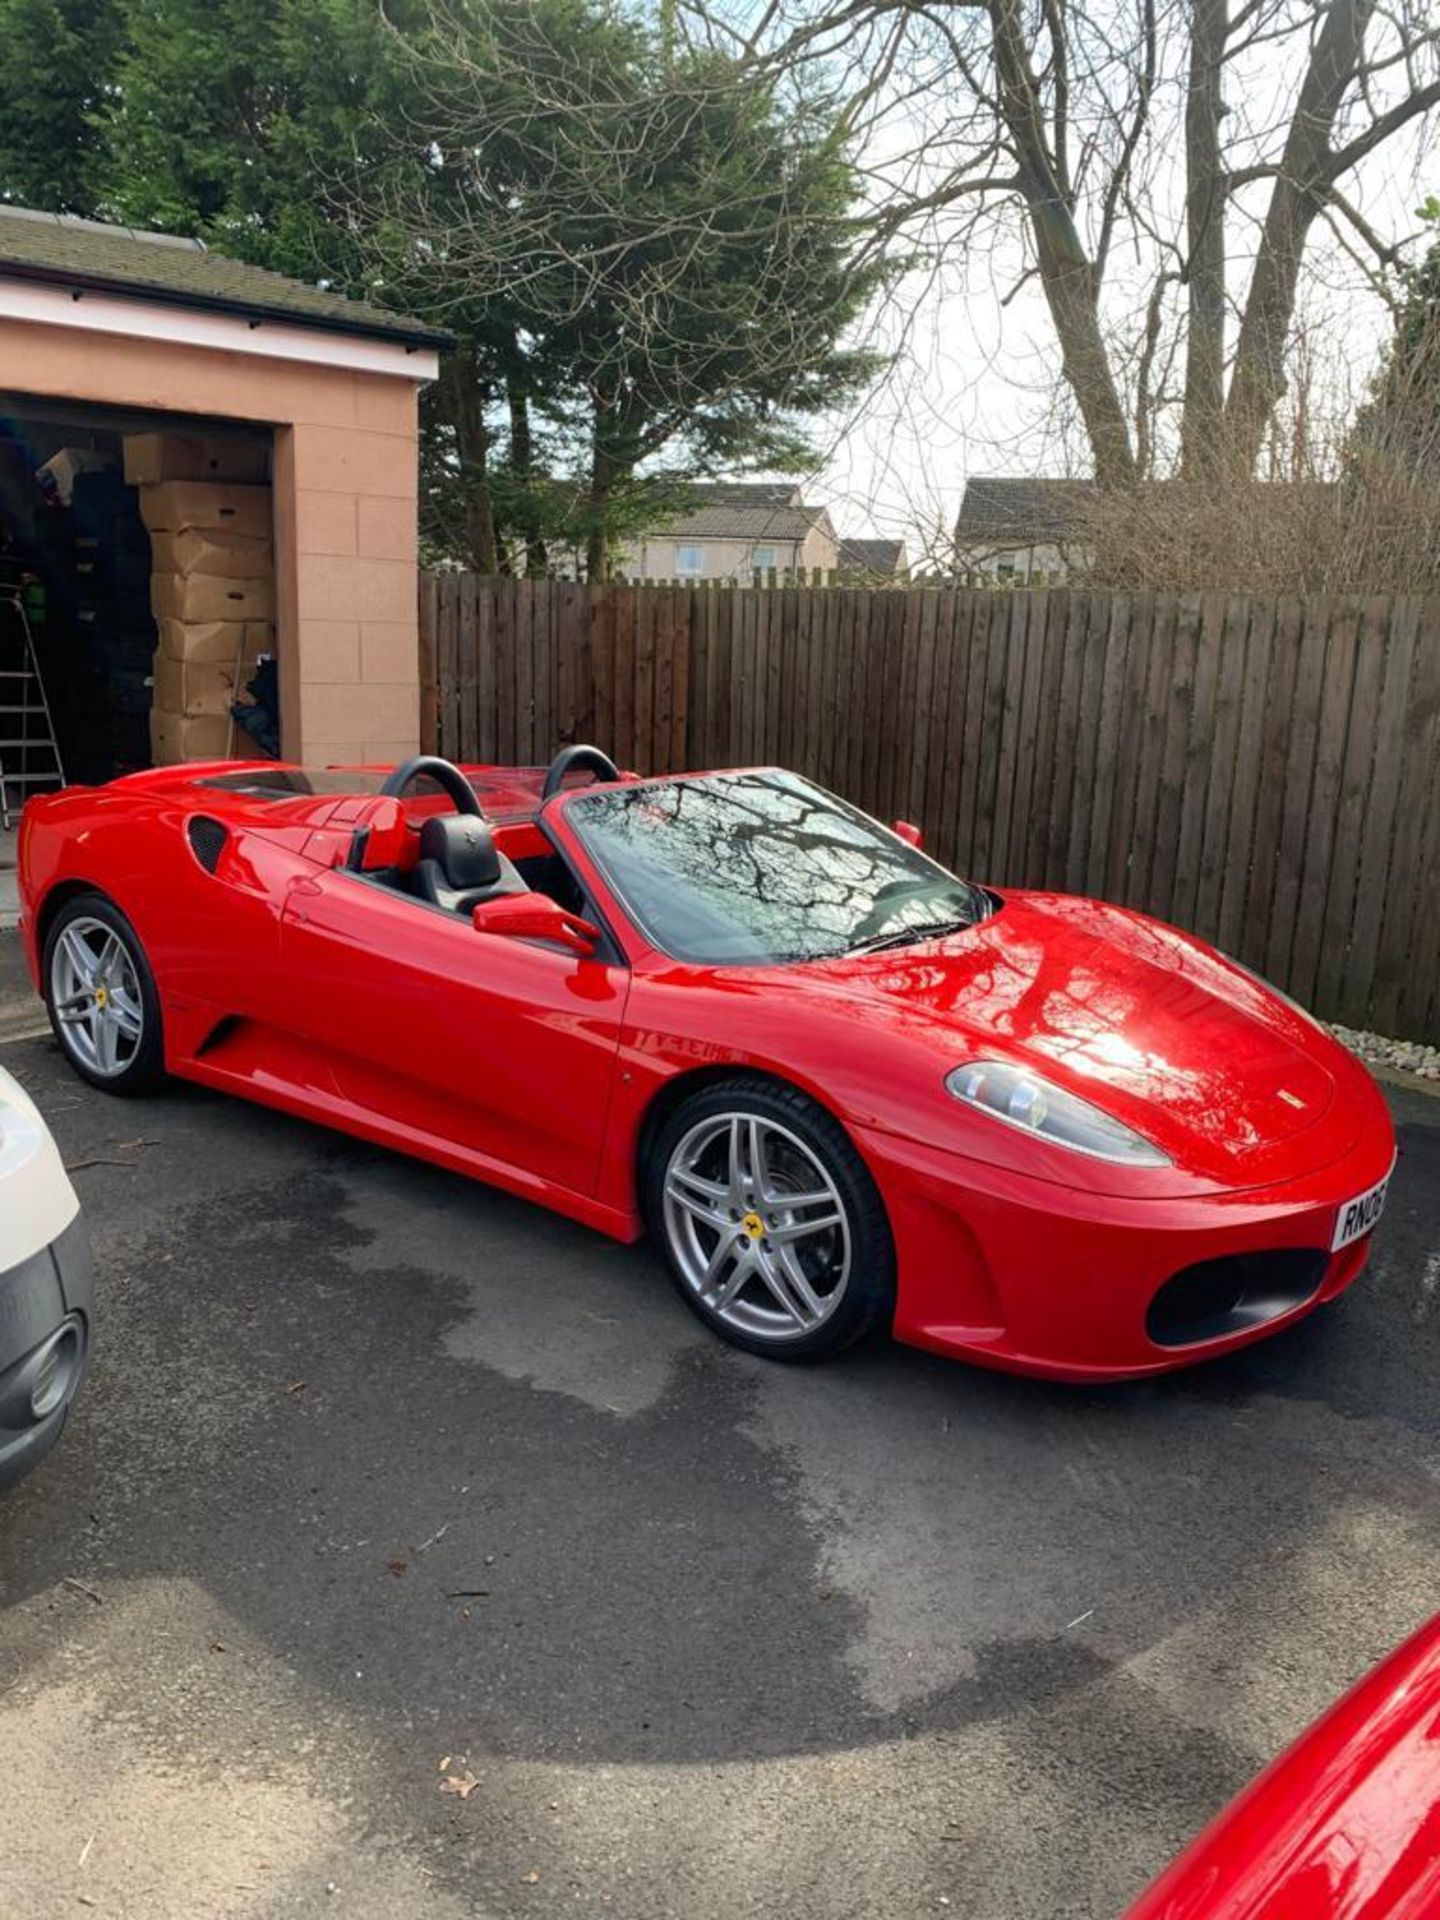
[
  {"left": 17, "top": 759, "right": 1396, "bottom": 1379},
  {"left": 1125, "top": 1613, "right": 1440, "bottom": 1918}
]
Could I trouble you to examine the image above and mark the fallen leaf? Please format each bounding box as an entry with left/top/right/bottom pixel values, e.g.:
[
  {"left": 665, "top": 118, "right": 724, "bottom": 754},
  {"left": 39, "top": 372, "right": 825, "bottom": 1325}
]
[
  {"left": 438, "top": 1754, "right": 451, "bottom": 1772},
  {"left": 386, "top": 1559, "right": 408, "bottom": 1578},
  {"left": 285, "top": 1381, "right": 307, "bottom": 1396},
  {"left": 521, "top": 1870, "right": 540, "bottom": 1885},
  {"left": 440, "top": 1773, "right": 479, "bottom": 1800},
  {"left": 210, "top": 1640, "right": 228, "bottom": 1654}
]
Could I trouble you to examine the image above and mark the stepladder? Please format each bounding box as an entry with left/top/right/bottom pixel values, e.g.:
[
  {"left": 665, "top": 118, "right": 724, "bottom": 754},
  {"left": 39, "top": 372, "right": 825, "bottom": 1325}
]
[{"left": 0, "top": 577, "right": 65, "bottom": 832}]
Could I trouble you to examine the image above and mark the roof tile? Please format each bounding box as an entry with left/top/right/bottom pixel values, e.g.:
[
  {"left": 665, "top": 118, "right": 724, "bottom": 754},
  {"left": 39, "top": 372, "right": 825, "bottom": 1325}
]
[
  {"left": 0, "top": 205, "right": 449, "bottom": 349},
  {"left": 838, "top": 536, "right": 906, "bottom": 575}
]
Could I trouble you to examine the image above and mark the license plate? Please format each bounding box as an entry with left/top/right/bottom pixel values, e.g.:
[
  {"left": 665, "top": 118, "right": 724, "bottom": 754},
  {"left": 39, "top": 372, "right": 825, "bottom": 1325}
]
[{"left": 1331, "top": 1166, "right": 1393, "bottom": 1252}]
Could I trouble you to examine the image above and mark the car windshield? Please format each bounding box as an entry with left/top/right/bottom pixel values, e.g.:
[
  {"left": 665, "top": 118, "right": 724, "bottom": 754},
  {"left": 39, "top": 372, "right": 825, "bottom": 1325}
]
[{"left": 567, "top": 770, "right": 990, "bottom": 965}]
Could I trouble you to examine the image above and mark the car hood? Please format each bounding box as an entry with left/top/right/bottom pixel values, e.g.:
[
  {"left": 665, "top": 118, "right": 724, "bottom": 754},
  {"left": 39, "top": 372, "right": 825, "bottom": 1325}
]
[{"left": 758, "top": 891, "right": 1370, "bottom": 1191}]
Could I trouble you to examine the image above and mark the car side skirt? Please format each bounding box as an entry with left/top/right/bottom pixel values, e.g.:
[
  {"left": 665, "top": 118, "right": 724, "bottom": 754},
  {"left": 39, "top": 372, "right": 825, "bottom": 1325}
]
[{"left": 172, "top": 1042, "right": 643, "bottom": 1245}]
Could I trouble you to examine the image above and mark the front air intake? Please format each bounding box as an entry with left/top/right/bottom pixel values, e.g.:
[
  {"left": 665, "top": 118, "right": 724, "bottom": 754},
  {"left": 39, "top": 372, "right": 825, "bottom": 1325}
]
[
  {"left": 186, "top": 815, "right": 229, "bottom": 874},
  {"left": 1146, "top": 1248, "right": 1327, "bottom": 1348}
]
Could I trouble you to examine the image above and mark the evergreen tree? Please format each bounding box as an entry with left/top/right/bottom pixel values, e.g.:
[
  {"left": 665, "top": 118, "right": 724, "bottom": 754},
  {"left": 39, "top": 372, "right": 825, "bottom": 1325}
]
[
  {"left": 0, "top": 0, "right": 124, "bottom": 212},
  {"left": 0, "top": 0, "right": 884, "bottom": 574}
]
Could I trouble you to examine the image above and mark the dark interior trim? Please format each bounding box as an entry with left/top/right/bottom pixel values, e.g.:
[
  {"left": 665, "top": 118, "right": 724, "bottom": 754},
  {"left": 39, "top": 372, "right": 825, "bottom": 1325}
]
[{"left": 339, "top": 844, "right": 627, "bottom": 969}]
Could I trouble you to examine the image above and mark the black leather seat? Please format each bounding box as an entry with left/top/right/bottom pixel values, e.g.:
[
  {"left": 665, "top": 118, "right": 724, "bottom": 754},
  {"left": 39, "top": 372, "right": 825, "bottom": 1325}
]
[{"left": 410, "top": 815, "right": 527, "bottom": 916}]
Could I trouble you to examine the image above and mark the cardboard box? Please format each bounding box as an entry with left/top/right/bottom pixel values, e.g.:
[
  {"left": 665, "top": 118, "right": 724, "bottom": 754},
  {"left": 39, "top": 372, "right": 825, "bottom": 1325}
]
[
  {"left": 156, "top": 617, "right": 273, "bottom": 666},
  {"left": 153, "top": 642, "right": 267, "bottom": 718},
  {"left": 124, "top": 433, "right": 269, "bottom": 486},
  {"left": 148, "top": 528, "right": 272, "bottom": 581},
  {"left": 151, "top": 571, "right": 274, "bottom": 624},
  {"left": 139, "top": 481, "right": 272, "bottom": 540},
  {"left": 150, "top": 708, "right": 238, "bottom": 765}
]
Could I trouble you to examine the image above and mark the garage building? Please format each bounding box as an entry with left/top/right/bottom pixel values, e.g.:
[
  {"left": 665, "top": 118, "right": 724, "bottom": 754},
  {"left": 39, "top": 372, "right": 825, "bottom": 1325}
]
[{"left": 0, "top": 205, "right": 446, "bottom": 822}]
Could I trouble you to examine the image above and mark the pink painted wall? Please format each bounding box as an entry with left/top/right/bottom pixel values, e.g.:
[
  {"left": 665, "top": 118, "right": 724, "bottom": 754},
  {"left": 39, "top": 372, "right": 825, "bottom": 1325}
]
[{"left": 2, "top": 314, "right": 427, "bottom": 764}]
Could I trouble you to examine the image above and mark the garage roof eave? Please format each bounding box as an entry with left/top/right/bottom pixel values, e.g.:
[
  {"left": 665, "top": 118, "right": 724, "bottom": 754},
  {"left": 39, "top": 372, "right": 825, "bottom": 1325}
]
[{"left": 0, "top": 258, "right": 454, "bottom": 355}]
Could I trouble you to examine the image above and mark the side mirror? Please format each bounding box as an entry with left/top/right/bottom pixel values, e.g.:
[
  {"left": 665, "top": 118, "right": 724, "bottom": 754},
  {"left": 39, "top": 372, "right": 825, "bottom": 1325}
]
[
  {"left": 472, "top": 892, "right": 602, "bottom": 958},
  {"left": 891, "top": 820, "right": 924, "bottom": 850}
]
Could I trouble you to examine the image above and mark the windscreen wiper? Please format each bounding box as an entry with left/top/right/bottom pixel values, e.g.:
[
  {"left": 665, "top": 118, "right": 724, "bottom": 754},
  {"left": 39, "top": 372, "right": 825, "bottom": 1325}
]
[{"left": 846, "top": 917, "right": 977, "bottom": 957}]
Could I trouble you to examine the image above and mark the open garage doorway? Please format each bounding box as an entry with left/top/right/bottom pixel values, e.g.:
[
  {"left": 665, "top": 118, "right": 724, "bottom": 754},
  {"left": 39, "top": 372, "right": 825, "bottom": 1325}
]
[{"left": 0, "top": 395, "right": 277, "bottom": 823}]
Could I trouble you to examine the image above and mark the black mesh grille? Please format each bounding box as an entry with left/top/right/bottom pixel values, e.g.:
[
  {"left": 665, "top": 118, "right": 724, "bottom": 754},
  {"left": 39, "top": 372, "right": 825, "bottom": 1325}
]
[{"left": 187, "top": 815, "right": 229, "bottom": 874}]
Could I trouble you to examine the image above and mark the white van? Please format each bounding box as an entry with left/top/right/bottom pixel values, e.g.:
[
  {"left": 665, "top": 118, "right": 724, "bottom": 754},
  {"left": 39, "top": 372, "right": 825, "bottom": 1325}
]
[{"left": 0, "top": 1064, "right": 92, "bottom": 1488}]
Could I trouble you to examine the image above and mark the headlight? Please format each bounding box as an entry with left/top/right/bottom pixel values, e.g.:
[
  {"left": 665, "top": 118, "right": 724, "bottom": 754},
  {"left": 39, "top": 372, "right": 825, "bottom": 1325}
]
[{"left": 945, "top": 1061, "right": 1171, "bottom": 1166}]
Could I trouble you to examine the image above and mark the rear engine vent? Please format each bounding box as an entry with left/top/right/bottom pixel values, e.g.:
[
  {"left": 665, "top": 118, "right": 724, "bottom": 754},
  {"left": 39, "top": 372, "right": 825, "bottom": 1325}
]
[
  {"left": 1147, "top": 1248, "right": 1327, "bottom": 1348},
  {"left": 187, "top": 815, "right": 229, "bottom": 874}
]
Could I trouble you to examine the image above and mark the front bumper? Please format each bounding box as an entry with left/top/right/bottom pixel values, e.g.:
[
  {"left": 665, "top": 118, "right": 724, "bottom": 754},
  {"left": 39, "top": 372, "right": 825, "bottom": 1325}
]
[
  {"left": 867, "top": 1116, "right": 1397, "bottom": 1381},
  {"left": 0, "top": 1212, "right": 94, "bottom": 1491}
]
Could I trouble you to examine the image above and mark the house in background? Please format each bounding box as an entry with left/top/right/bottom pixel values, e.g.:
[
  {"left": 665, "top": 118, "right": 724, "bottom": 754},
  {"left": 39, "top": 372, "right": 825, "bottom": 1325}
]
[
  {"left": 954, "top": 473, "right": 1345, "bottom": 586},
  {"left": 621, "top": 482, "right": 911, "bottom": 584},
  {"left": 621, "top": 481, "right": 839, "bottom": 582},
  {"left": 837, "top": 536, "right": 909, "bottom": 583},
  {"left": 953, "top": 477, "right": 1098, "bottom": 583}
]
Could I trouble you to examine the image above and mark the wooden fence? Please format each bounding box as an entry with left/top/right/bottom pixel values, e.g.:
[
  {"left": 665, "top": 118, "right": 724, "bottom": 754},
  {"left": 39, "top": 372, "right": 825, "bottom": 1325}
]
[{"left": 420, "top": 575, "right": 1440, "bottom": 1044}]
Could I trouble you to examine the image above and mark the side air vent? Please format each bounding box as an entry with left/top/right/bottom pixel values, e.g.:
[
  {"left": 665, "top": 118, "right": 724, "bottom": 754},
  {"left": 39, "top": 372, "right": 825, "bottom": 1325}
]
[{"left": 187, "top": 815, "right": 229, "bottom": 874}]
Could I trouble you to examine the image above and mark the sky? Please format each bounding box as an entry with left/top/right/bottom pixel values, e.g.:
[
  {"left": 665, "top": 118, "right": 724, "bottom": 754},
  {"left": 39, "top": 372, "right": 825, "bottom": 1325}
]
[{"left": 755, "top": 11, "right": 1440, "bottom": 560}]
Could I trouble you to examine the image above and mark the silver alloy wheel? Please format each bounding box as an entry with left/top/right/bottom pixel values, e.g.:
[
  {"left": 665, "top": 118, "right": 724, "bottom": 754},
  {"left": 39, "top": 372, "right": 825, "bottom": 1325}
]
[
  {"left": 50, "top": 917, "right": 145, "bottom": 1079},
  {"left": 662, "top": 1111, "right": 852, "bottom": 1342}
]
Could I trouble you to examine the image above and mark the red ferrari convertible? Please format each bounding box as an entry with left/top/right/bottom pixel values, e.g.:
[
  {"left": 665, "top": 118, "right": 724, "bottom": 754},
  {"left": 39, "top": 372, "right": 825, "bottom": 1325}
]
[{"left": 17, "top": 747, "right": 1395, "bottom": 1375}]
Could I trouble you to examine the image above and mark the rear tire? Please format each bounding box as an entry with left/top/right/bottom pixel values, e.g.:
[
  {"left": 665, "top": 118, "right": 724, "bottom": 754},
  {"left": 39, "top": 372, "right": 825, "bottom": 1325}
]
[
  {"left": 43, "top": 893, "right": 165, "bottom": 1096},
  {"left": 644, "top": 1076, "right": 895, "bottom": 1361}
]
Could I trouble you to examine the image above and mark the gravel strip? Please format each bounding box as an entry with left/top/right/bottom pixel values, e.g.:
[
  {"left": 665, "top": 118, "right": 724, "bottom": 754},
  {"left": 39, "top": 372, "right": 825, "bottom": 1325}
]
[{"left": 1329, "top": 1023, "right": 1440, "bottom": 1082}]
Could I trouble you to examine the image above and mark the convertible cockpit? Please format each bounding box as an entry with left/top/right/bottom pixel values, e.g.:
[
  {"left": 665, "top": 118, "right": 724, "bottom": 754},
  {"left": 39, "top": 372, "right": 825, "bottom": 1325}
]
[
  {"left": 283, "top": 746, "right": 622, "bottom": 934},
  {"left": 185, "top": 748, "right": 620, "bottom": 940}
]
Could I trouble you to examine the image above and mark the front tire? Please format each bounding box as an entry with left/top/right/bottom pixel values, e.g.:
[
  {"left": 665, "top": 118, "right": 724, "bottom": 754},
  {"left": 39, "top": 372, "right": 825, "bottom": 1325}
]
[
  {"left": 645, "top": 1077, "right": 895, "bottom": 1361},
  {"left": 43, "top": 893, "right": 165, "bottom": 1095}
]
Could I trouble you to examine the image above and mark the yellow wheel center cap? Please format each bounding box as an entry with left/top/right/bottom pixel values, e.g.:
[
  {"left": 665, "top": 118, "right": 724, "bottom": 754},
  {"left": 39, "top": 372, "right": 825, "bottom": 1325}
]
[
  {"left": 742, "top": 1210, "right": 765, "bottom": 1242},
  {"left": 94, "top": 986, "right": 108, "bottom": 1008}
]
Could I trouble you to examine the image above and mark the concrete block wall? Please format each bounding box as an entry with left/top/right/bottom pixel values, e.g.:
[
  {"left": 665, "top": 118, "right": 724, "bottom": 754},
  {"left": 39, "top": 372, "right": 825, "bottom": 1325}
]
[{"left": 0, "top": 314, "right": 429, "bottom": 766}]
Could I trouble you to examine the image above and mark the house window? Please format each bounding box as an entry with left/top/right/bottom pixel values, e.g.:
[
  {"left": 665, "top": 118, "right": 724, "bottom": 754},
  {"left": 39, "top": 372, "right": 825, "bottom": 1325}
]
[
  {"left": 675, "top": 544, "right": 705, "bottom": 576},
  {"left": 752, "top": 545, "right": 777, "bottom": 574}
]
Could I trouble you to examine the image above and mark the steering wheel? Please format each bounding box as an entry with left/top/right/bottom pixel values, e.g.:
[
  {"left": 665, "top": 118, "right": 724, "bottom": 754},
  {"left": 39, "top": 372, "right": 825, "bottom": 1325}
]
[
  {"left": 379, "top": 754, "right": 483, "bottom": 816},
  {"left": 541, "top": 743, "right": 621, "bottom": 801}
]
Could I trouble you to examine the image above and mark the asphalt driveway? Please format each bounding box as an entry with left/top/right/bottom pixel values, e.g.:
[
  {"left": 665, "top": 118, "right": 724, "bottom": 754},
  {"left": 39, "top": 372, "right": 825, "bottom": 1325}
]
[{"left": 2, "top": 925, "right": 1438, "bottom": 1920}]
